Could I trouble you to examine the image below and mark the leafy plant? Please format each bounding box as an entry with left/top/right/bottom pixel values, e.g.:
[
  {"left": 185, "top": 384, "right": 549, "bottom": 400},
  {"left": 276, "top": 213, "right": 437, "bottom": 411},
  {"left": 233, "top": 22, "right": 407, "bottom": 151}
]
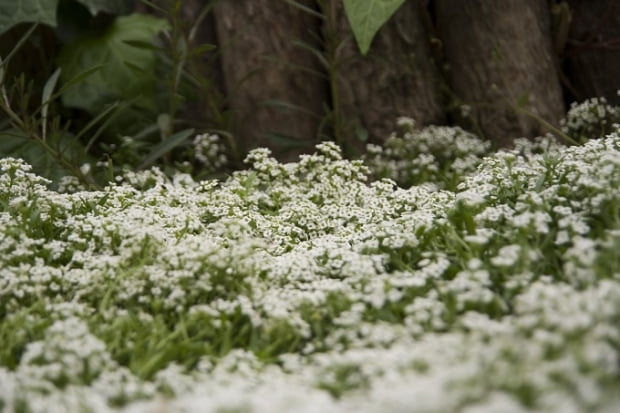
[
  {"left": 57, "top": 13, "right": 168, "bottom": 114},
  {"left": 0, "top": 25, "right": 98, "bottom": 186},
  {"left": 0, "top": 0, "right": 228, "bottom": 186},
  {"left": 0, "top": 0, "right": 133, "bottom": 35}
]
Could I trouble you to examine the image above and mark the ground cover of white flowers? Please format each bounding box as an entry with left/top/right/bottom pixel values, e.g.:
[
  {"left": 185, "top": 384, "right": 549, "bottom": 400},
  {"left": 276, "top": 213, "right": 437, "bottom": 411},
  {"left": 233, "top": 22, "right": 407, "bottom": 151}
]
[{"left": 1, "top": 121, "right": 620, "bottom": 412}]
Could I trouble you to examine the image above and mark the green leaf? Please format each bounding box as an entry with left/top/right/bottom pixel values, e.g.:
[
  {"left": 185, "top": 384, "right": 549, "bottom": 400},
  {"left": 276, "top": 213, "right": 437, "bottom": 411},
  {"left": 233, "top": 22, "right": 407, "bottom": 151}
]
[
  {"left": 57, "top": 14, "right": 169, "bottom": 114},
  {"left": 0, "top": 0, "right": 57, "bottom": 35},
  {"left": 75, "top": 0, "right": 134, "bottom": 16},
  {"left": 54, "top": 65, "right": 102, "bottom": 97},
  {"left": 156, "top": 113, "right": 171, "bottom": 138},
  {"left": 41, "top": 67, "right": 61, "bottom": 140},
  {"left": 41, "top": 68, "right": 61, "bottom": 109},
  {"left": 343, "top": 0, "right": 406, "bottom": 55},
  {"left": 138, "top": 128, "right": 195, "bottom": 169},
  {"left": 123, "top": 39, "right": 166, "bottom": 52},
  {"left": 0, "top": 129, "right": 87, "bottom": 182},
  {"left": 188, "top": 43, "right": 217, "bottom": 57}
]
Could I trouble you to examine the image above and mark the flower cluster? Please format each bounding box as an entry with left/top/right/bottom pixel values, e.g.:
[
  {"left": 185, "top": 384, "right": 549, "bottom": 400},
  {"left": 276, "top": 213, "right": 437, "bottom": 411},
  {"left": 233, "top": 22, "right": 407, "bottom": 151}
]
[
  {"left": 561, "top": 96, "right": 620, "bottom": 143},
  {"left": 1, "top": 127, "right": 620, "bottom": 412},
  {"left": 363, "top": 117, "right": 491, "bottom": 190},
  {"left": 192, "top": 133, "right": 228, "bottom": 173}
]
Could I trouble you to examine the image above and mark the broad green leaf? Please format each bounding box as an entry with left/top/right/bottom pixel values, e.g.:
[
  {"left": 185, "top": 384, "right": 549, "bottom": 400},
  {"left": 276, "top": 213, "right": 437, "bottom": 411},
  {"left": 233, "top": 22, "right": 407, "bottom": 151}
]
[
  {"left": 343, "top": 0, "right": 406, "bottom": 55},
  {"left": 0, "top": 0, "right": 57, "bottom": 35},
  {"left": 122, "top": 39, "right": 166, "bottom": 52},
  {"left": 57, "top": 14, "right": 169, "bottom": 114},
  {"left": 75, "top": 0, "right": 134, "bottom": 16},
  {"left": 81, "top": 100, "right": 131, "bottom": 151},
  {"left": 54, "top": 65, "right": 102, "bottom": 97},
  {"left": 0, "top": 129, "right": 88, "bottom": 183}
]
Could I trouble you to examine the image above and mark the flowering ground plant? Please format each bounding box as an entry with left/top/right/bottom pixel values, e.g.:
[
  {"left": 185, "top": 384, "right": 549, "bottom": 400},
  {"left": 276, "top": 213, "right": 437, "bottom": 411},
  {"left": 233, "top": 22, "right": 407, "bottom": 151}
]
[{"left": 1, "top": 127, "right": 620, "bottom": 412}]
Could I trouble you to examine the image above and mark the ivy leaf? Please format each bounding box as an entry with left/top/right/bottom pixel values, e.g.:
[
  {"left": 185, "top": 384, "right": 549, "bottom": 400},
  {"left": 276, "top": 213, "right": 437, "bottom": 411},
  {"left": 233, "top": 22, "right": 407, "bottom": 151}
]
[
  {"left": 343, "top": 0, "right": 406, "bottom": 55},
  {"left": 57, "top": 14, "right": 169, "bottom": 114},
  {"left": 75, "top": 0, "right": 134, "bottom": 16},
  {"left": 0, "top": 0, "right": 58, "bottom": 35}
]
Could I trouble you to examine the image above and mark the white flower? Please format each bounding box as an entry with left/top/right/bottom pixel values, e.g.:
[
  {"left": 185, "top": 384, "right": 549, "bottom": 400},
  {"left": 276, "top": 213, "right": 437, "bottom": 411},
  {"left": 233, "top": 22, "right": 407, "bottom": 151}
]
[{"left": 491, "top": 245, "right": 521, "bottom": 268}]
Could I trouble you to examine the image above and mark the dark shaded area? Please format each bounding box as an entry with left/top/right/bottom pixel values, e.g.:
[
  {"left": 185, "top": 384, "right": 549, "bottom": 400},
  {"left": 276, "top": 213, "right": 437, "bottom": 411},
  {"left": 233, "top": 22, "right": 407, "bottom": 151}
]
[{"left": 565, "top": 0, "right": 620, "bottom": 105}]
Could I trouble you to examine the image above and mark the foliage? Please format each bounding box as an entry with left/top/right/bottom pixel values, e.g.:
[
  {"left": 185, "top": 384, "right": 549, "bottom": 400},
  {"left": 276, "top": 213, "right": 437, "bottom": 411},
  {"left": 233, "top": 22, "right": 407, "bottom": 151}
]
[
  {"left": 343, "top": 0, "right": 406, "bottom": 55},
  {"left": 0, "top": 0, "right": 58, "bottom": 35},
  {"left": 57, "top": 13, "right": 169, "bottom": 114},
  {"left": 0, "top": 0, "right": 133, "bottom": 35},
  {"left": 1, "top": 128, "right": 620, "bottom": 411},
  {"left": 0, "top": 0, "right": 227, "bottom": 187}
]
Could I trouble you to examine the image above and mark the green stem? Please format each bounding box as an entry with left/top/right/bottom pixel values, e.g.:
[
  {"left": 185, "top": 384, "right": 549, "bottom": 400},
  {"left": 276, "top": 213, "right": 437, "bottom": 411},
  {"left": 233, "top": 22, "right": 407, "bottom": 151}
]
[
  {"left": 0, "top": 88, "right": 100, "bottom": 190},
  {"left": 513, "top": 104, "right": 579, "bottom": 146},
  {"left": 324, "top": 1, "right": 343, "bottom": 150}
]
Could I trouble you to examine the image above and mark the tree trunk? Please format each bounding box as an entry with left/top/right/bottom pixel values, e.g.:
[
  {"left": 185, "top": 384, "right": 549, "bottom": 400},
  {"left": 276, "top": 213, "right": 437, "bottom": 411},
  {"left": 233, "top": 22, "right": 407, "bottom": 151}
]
[
  {"left": 328, "top": 0, "right": 444, "bottom": 156},
  {"left": 436, "top": 0, "right": 564, "bottom": 147},
  {"left": 565, "top": 0, "right": 620, "bottom": 105},
  {"left": 214, "top": 0, "right": 326, "bottom": 161}
]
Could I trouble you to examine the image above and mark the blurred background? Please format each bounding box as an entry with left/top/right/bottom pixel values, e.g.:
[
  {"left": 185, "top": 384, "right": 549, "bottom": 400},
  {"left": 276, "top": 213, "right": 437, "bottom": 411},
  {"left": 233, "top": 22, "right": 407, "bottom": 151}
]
[{"left": 1, "top": 0, "right": 619, "bottom": 186}]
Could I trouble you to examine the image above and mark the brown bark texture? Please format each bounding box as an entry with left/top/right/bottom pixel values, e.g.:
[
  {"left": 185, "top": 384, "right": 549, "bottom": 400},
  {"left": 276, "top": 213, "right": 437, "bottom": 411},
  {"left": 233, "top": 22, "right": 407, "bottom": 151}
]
[
  {"left": 437, "top": 0, "right": 565, "bottom": 146},
  {"left": 214, "top": 0, "right": 326, "bottom": 161},
  {"left": 565, "top": 0, "right": 620, "bottom": 105},
  {"left": 330, "top": 0, "right": 444, "bottom": 155}
]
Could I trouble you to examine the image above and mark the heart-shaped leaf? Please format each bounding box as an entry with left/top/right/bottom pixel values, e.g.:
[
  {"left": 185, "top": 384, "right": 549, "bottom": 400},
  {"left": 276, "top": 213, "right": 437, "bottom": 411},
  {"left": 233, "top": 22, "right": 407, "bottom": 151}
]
[{"left": 343, "top": 0, "right": 406, "bottom": 55}]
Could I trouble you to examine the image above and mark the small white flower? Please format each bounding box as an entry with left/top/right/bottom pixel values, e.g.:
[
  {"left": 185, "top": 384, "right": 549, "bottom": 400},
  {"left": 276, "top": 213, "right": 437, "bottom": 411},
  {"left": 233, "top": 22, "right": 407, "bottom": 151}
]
[{"left": 491, "top": 245, "right": 521, "bottom": 267}]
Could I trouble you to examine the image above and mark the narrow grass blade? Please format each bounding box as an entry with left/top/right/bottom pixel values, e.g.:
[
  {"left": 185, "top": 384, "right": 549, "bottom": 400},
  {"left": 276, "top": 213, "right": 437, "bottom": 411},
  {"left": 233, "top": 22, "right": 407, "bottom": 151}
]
[
  {"left": 1, "top": 24, "right": 39, "bottom": 69},
  {"left": 54, "top": 65, "right": 103, "bottom": 97},
  {"left": 41, "top": 68, "right": 62, "bottom": 141},
  {"left": 138, "top": 128, "right": 195, "bottom": 169}
]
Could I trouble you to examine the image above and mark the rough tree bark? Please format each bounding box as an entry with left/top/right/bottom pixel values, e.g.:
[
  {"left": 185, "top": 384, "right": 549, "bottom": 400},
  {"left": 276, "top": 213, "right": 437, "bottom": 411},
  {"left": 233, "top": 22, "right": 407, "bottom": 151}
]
[
  {"left": 214, "top": 0, "right": 326, "bottom": 161},
  {"left": 565, "top": 0, "right": 620, "bottom": 105},
  {"left": 329, "top": 0, "right": 444, "bottom": 156},
  {"left": 436, "top": 0, "right": 565, "bottom": 146}
]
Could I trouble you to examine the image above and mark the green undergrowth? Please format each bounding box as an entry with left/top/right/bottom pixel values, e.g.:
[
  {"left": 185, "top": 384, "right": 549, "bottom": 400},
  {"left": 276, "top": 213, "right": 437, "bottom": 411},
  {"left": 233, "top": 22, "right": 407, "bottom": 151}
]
[{"left": 1, "top": 128, "right": 620, "bottom": 412}]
